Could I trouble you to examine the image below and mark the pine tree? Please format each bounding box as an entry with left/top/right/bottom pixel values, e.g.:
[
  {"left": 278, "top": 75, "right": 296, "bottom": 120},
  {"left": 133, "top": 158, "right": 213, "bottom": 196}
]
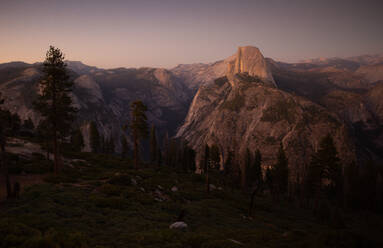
[
  {"left": 0, "top": 94, "right": 21, "bottom": 198},
  {"left": 36, "top": 119, "right": 53, "bottom": 160},
  {"left": 224, "top": 150, "right": 240, "bottom": 188},
  {"left": 204, "top": 144, "right": 210, "bottom": 193},
  {"left": 70, "top": 128, "right": 84, "bottom": 152},
  {"left": 305, "top": 154, "right": 323, "bottom": 200},
  {"left": 107, "top": 136, "right": 115, "bottom": 154},
  {"left": 121, "top": 135, "right": 129, "bottom": 158},
  {"left": 265, "top": 167, "right": 273, "bottom": 194},
  {"left": 248, "top": 149, "right": 263, "bottom": 217},
  {"left": 157, "top": 147, "right": 162, "bottom": 167},
  {"left": 242, "top": 148, "right": 252, "bottom": 190},
  {"left": 209, "top": 144, "right": 220, "bottom": 170},
  {"left": 253, "top": 149, "right": 263, "bottom": 189},
  {"left": 130, "top": 100, "right": 148, "bottom": 169},
  {"left": 312, "top": 134, "right": 342, "bottom": 201},
  {"left": 22, "top": 117, "right": 35, "bottom": 131},
  {"left": 150, "top": 124, "right": 157, "bottom": 165},
  {"left": 273, "top": 143, "right": 288, "bottom": 195},
  {"left": 163, "top": 132, "right": 170, "bottom": 166},
  {"left": 33, "top": 46, "right": 76, "bottom": 174},
  {"left": 89, "top": 121, "right": 100, "bottom": 153}
]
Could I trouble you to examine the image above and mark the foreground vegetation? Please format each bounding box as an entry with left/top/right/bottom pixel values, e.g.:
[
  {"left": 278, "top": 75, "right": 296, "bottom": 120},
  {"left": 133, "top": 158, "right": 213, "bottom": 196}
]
[{"left": 1, "top": 152, "right": 382, "bottom": 248}]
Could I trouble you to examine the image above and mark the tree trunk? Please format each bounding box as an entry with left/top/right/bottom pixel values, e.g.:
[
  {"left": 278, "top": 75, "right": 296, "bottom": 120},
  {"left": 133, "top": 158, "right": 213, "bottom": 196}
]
[
  {"left": 133, "top": 131, "right": 139, "bottom": 169},
  {"left": 248, "top": 189, "right": 257, "bottom": 217},
  {"left": 53, "top": 129, "right": 59, "bottom": 175},
  {"left": 46, "top": 145, "right": 50, "bottom": 161},
  {"left": 206, "top": 168, "right": 210, "bottom": 193},
  {"left": 1, "top": 143, "right": 12, "bottom": 199}
]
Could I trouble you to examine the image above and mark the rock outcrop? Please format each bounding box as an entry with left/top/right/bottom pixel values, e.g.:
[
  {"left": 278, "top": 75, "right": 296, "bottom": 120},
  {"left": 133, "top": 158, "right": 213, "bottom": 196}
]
[
  {"left": 176, "top": 47, "right": 360, "bottom": 179},
  {"left": 171, "top": 46, "right": 276, "bottom": 91},
  {"left": 226, "top": 46, "right": 276, "bottom": 87},
  {"left": 177, "top": 74, "right": 355, "bottom": 180}
]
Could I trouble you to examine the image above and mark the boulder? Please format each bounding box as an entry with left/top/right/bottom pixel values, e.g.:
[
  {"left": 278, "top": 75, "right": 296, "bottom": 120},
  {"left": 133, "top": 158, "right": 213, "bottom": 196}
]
[{"left": 169, "top": 221, "right": 188, "bottom": 229}]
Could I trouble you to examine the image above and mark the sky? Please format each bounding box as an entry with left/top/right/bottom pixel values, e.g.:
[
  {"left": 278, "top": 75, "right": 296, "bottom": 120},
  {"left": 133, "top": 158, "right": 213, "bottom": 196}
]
[{"left": 0, "top": 0, "right": 382, "bottom": 69}]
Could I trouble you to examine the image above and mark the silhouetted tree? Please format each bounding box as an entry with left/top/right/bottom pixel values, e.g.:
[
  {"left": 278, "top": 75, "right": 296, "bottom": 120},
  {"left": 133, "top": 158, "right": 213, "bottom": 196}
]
[
  {"left": 150, "top": 124, "right": 157, "bottom": 165},
  {"left": 182, "top": 143, "right": 196, "bottom": 172},
  {"left": 106, "top": 136, "right": 115, "bottom": 154},
  {"left": 36, "top": 119, "right": 53, "bottom": 160},
  {"left": 0, "top": 94, "right": 21, "bottom": 198},
  {"left": 273, "top": 143, "right": 288, "bottom": 195},
  {"left": 130, "top": 100, "right": 148, "bottom": 169},
  {"left": 305, "top": 154, "right": 323, "bottom": 201},
  {"left": 157, "top": 147, "right": 162, "bottom": 167},
  {"left": 312, "top": 134, "right": 342, "bottom": 202},
  {"left": 33, "top": 46, "right": 76, "bottom": 174},
  {"left": 204, "top": 144, "right": 210, "bottom": 193},
  {"left": 120, "top": 135, "right": 129, "bottom": 158},
  {"left": 70, "top": 128, "right": 84, "bottom": 152},
  {"left": 242, "top": 148, "right": 252, "bottom": 190},
  {"left": 209, "top": 144, "right": 220, "bottom": 170},
  {"left": 265, "top": 167, "right": 273, "bottom": 194},
  {"left": 89, "top": 121, "right": 100, "bottom": 153},
  {"left": 224, "top": 150, "right": 240, "bottom": 188},
  {"left": 252, "top": 149, "right": 263, "bottom": 189},
  {"left": 163, "top": 132, "right": 170, "bottom": 166},
  {"left": 22, "top": 117, "right": 34, "bottom": 131},
  {"left": 248, "top": 149, "right": 263, "bottom": 217}
]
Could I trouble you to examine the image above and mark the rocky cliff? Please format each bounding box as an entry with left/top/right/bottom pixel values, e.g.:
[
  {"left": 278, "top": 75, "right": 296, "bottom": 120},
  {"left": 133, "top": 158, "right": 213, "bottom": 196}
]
[
  {"left": 0, "top": 62, "right": 193, "bottom": 152},
  {"left": 175, "top": 47, "right": 383, "bottom": 178},
  {"left": 176, "top": 61, "right": 355, "bottom": 180}
]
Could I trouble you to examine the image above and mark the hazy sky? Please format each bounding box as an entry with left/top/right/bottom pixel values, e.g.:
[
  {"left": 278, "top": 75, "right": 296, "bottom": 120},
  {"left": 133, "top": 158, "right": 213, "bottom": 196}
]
[{"left": 0, "top": 0, "right": 382, "bottom": 68}]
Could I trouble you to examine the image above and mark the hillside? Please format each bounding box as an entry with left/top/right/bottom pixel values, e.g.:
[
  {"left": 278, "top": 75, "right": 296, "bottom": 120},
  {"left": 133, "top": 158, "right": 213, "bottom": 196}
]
[{"left": 1, "top": 148, "right": 382, "bottom": 248}]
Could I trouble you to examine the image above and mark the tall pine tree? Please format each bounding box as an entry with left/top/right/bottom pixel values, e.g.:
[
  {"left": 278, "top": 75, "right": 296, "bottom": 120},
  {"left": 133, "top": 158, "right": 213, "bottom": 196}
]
[
  {"left": 130, "top": 100, "right": 148, "bottom": 169},
  {"left": 150, "top": 124, "right": 157, "bottom": 165},
  {"left": 70, "top": 128, "right": 84, "bottom": 152},
  {"left": 121, "top": 135, "right": 129, "bottom": 158},
  {"left": 89, "top": 121, "right": 100, "bottom": 153},
  {"left": 273, "top": 143, "right": 288, "bottom": 195},
  {"left": 33, "top": 46, "right": 76, "bottom": 174}
]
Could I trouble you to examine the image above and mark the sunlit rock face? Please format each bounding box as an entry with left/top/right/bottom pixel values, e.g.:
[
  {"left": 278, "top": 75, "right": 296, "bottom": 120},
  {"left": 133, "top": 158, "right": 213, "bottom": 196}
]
[
  {"left": 226, "top": 46, "right": 276, "bottom": 87},
  {"left": 172, "top": 46, "right": 277, "bottom": 91}
]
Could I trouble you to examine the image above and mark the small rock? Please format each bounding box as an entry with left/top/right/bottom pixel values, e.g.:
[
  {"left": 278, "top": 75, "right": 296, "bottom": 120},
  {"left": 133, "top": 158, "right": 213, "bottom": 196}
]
[
  {"left": 154, "top": 197, "right": 163, "bottom": 202},
  {"left": 169, "top": 221, "right": 188, "bottom": 229},
  {"left": 218, "top": 187, "right": 223, "bottom": 191},
  {"left": 228, "top": 239, "right": 243, "bottom": 245},
  {"left": 171, "top": 186, "right": 178, "bottom": 192},
  {"left": 209, "top": 184, "right": 217, "bottom": 190},
  {"left": 158, "top": 185, "right": 163, "bottom": 190},
  {"left": 139, "top": 187, "right": 145, "bottom": 192},
  {"left": 131, "top": 178, "right": 137, "bottom": 185},
  {"left": 114, "top": 172, "right": 121, "bottom": 176}
]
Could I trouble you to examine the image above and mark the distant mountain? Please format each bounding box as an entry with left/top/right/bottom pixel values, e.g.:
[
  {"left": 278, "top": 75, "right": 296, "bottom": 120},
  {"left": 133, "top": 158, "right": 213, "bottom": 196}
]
[
  {"left": 176, "top": 46, "right": 357, "bottom": 179},
  {"left": 0, "top": 62, "right": 193, "bottom": 151},
  {"left": 1, "top": 47, "right": 382, "bottom": 166}
]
